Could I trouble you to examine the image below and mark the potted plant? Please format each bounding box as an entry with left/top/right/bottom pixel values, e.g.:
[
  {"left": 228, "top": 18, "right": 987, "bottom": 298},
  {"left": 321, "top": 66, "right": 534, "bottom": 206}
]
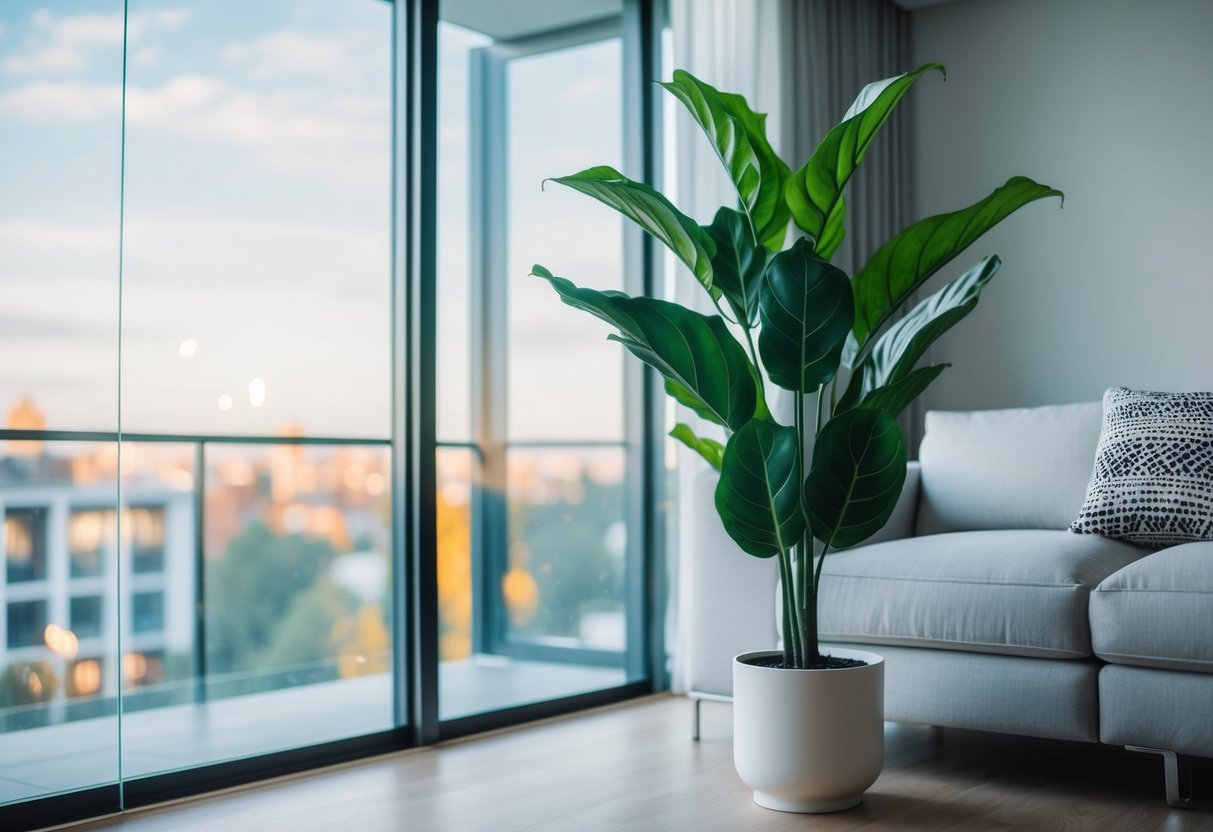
[{"left": 532, "top": 65, "right": 1062, "bottom": 812}]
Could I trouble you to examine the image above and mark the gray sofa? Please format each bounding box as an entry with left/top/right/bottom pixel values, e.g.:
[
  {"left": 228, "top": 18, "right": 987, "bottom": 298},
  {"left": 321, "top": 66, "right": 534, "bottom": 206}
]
[{"left": 686, "top": 401, "right": 1213, "bottom": 806}]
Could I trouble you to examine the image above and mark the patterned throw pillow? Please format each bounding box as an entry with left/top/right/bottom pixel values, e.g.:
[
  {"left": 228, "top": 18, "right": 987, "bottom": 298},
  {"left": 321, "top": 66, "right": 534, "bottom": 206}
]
[{"left": 1071, "top": 387, "right": 1213, "bottom": 546}]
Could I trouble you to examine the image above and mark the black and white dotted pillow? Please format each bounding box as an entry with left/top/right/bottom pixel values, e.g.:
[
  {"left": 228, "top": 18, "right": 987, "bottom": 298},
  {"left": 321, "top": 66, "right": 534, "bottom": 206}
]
[{"left": 1071, "top": 387, "right": 1213, "bottom": 547}]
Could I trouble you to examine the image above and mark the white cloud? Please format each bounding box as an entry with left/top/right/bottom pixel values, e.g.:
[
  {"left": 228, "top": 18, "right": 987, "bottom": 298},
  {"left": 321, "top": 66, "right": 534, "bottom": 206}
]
[
  {"left": 127, "top": 9, "right": 188, "bottom": 41},
  {"left": 2, "top": 8, "right": 187, "bottom": 77},
  {"left": 0, "top": 219, "right": 117, "bottom": 254},
  {"left": 0, "top": 74, "right": 388, "bottom": 186},
  {"left": 224, "top": 31, "right": 349, "bottom": 79},
  {"left": 0, "top": 80, "right": 123, "bottom": 123},
  {"left": 131, "top": 47, "right": 161, "bottom": 69}
]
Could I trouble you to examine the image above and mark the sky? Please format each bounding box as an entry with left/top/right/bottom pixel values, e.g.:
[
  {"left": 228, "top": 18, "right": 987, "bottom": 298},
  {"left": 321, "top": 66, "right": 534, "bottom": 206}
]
[{"left": 0, "top": 1, "right": 630, "bottom": 444}]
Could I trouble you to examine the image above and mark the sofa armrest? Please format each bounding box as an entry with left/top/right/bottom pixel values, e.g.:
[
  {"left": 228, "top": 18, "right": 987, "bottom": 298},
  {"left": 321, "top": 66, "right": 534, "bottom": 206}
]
[
  {"left": 858, "top": 460, "right": 920, "bottom": 546},
  {"left": 684, "top": 470, "right": 778, "bottom": 697}
]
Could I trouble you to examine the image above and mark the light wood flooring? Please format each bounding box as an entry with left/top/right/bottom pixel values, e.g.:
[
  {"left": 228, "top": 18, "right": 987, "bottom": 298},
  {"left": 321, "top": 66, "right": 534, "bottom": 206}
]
[{"left": 67, "top": 694, "right": 1212, "bottom": 832}]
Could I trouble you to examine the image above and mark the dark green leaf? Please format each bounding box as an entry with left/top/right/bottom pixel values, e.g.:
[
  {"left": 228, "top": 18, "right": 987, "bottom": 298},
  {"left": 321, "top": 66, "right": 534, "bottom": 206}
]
[
  {"left": 839, "top": 363, "right": 950, "bottom": 418},
  {"left": 715, "top": 420, "right": 805, "bottom": 558},
  {"left": 840, "top": 256, "right": 1000, "bottom": 408},
  {"left": 670, "top": 423, "right": 724, "bottom": 472},
  {"left": 660, "top": 70, "right": 790, "bottom": 250},
  {"left": 547, "top": 165, "right": 718, "bottom": 298},
  {"left": 664, "top": 379, "right": 721, "bottom": 427},
  {"left": 786, "top": 64, "right": 944, "bottom": 259},
  {"left": 533, "top": 266, "right": 756, "bottom": 430},
  {"left": 704, "top": 207, "right": 767, "bottom": 326},
  {"left": 847, "top": 176, "right": 1063, "bottom": 363},
  {"left": 757, "top": 239, "right": 853, "bottom": 393},
  {"left": 805, "top": 408, "right": 907, "bottom": 550}
]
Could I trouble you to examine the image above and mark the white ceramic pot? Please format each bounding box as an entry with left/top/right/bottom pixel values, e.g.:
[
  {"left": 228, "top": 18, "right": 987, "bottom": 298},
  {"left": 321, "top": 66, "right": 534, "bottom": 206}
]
[{"left": 733, "top": 647, "right": 884, "bottom": 813}]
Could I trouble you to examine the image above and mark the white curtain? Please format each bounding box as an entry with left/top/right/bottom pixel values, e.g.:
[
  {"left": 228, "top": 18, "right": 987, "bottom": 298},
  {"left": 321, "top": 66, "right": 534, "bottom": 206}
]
[{"left": 667, "top": 0, "right": 912, "bottom": 693}]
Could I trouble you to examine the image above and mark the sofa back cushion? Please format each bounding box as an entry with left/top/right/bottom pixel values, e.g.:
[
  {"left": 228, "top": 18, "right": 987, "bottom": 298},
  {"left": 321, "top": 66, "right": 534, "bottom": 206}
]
[{"left": 916, "top": 401, "right": 1103, "bottom": 534}]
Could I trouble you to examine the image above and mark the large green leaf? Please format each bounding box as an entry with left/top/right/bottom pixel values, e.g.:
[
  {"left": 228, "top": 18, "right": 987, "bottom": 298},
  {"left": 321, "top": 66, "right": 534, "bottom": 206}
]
[
  {"left": 547, "top": 166, "right": 718, "bottom": 298},
  {"left": 847, "top": 176, "right": 1063, "bottom": 364},
  {"left": 786, "top": 64, "right": 944, "bottom": 260},
  {"left": 757, "top": 239, "right": 853, "bottom": 393},
  {"left": 715, "top": 420, "right": 805, "bottom": 558},
  {"left": 704, "top": 207, "right": 767, "bottom": 326},
  {"left": 660, "top": 70, "right": 790, "bottom": 250},
  {"left": 842, "top": 363, "right": 950, "bottom": 418},
  {"left": 805, "top": 408, "right": 907, "bottom": 550},
  {"left": 670, "top": 423, "right": 724, "bottom": 472},
  {"left": 838, "top": 256, "right": 1000, "bottom": 409},
  {"left": 533, "top": 266, "right": 756, "bottom": 430}
]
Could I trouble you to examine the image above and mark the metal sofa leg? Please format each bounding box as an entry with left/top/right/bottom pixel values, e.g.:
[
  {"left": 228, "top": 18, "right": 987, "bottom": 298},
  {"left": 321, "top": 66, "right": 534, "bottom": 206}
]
[
  {"left": 688, "top": 692, "right": 732, "bottom": 742},
  {"left": 1126, "top": 745, "right": 1192, "bottom": 808}
]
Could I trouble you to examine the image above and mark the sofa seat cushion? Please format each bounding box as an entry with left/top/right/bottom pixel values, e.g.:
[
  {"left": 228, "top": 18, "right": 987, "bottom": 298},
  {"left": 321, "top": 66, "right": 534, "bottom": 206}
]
[
  {"left": 1090, "top": 542, "right": 1213, "bottom": 672},
  {"left": 818, "top": 530, "right": 1149, "bottom": 659}
]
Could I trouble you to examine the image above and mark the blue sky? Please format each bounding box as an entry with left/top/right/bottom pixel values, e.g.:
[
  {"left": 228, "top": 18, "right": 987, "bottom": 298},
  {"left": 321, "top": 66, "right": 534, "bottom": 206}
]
[{"left": 1, "top": 2, "right": 626, "bottom": 443}]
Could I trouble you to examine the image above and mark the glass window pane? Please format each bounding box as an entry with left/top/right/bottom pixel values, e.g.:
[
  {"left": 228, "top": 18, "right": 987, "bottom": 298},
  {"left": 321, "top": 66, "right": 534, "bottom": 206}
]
[
  {"left": 69, "top": 509, "right": 114, "bottom": 578},
  {"left": 119, "top": 0, "right": 392, "bottom": 439},
  {"left": 4, "top": 507, "right": 48, "bottom": 583},
  {"left": 129, "top": 506, "right": 166, "bottom": 573},
  {"left": 437, "top": 0, "right": 638, "bottom": 722},
  {"left": 436, "top": 447, "right": 474, "bottom": 667},
  {"left": 118, "top": 441, "right": 393, "bottom": 778},
  {"left": 71, "top": 596, "right": 104, "bottom": 640},
  {"left": 6, "top": 600, "right": 47, "bottom": 649},
  {"left": 506, "top": 447, "right": 628, "bottom": 650},
  {"left": 0, "top": 0, "right": 122, "bottom": 435},
  {"left": 114, "top": 0, "right": 397, "bottom": 782},
  {"left": 131, "top": 592, "right": 164, "bottom": 634},
  {"left": 506, "top": 40, "right": 624, "bottom": 443},
  {"left": 0, "top": 441, "right": 120, "bottom": 805}
]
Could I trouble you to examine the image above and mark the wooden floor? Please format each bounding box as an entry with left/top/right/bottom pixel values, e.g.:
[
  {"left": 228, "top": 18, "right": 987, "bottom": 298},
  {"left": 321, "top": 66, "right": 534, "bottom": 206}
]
[{"left": 70, "top": 694, "right": 1211, "bottom": 832}]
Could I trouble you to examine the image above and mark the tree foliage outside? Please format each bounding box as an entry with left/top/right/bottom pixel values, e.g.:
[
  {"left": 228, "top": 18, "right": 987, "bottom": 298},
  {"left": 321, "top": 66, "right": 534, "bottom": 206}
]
[
  {"left": 508, "top": 473, "right": 625, "bottom": 642},
  {"left": 205, "top": 522, "right": 389, "bottom": 694}
]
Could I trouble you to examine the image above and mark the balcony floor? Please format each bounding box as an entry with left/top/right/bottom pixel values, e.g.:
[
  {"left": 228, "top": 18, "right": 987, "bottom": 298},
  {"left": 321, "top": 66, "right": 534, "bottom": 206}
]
[{"left": 0, "top": 656, "right": 623, "bottom": 806}]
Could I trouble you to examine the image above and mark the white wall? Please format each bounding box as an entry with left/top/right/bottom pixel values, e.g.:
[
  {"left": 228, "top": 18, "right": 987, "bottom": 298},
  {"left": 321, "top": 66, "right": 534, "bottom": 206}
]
[{"left": 909, "top": 0, "right": 1213, "bottom": 413}]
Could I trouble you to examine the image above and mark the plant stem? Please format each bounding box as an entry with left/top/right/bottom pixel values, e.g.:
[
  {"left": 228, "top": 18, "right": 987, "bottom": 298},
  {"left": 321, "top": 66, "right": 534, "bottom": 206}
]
[
  {"left": 816, "top": 379, "right": 828, "bottom": 433},
  {"left": 793, "top": 392, "right": 805, "bottom": 614},
  {"left": 813, "top": 542, "right": 831, "bottom": 601},
  {"left": 775, "top": 549, "right": 799, "bottom": 666},
  {"left": 741, "top": 323, "right": 760, "bottom": 375},
  {"left": 800, "top": 386, "right": 830, "bottom": 665}
]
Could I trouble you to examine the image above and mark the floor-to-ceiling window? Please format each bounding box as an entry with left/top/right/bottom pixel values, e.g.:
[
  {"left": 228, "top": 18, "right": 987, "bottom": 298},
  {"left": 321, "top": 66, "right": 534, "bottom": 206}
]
[
  {"left": 0, "top": 0, "right": 661, "bottom": 825},
  {"left": 0, "top": 0, "right": 126, "bottom": 808},
  {"left": 435, "top": 0, "right": 649, "bottom": 723}
]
